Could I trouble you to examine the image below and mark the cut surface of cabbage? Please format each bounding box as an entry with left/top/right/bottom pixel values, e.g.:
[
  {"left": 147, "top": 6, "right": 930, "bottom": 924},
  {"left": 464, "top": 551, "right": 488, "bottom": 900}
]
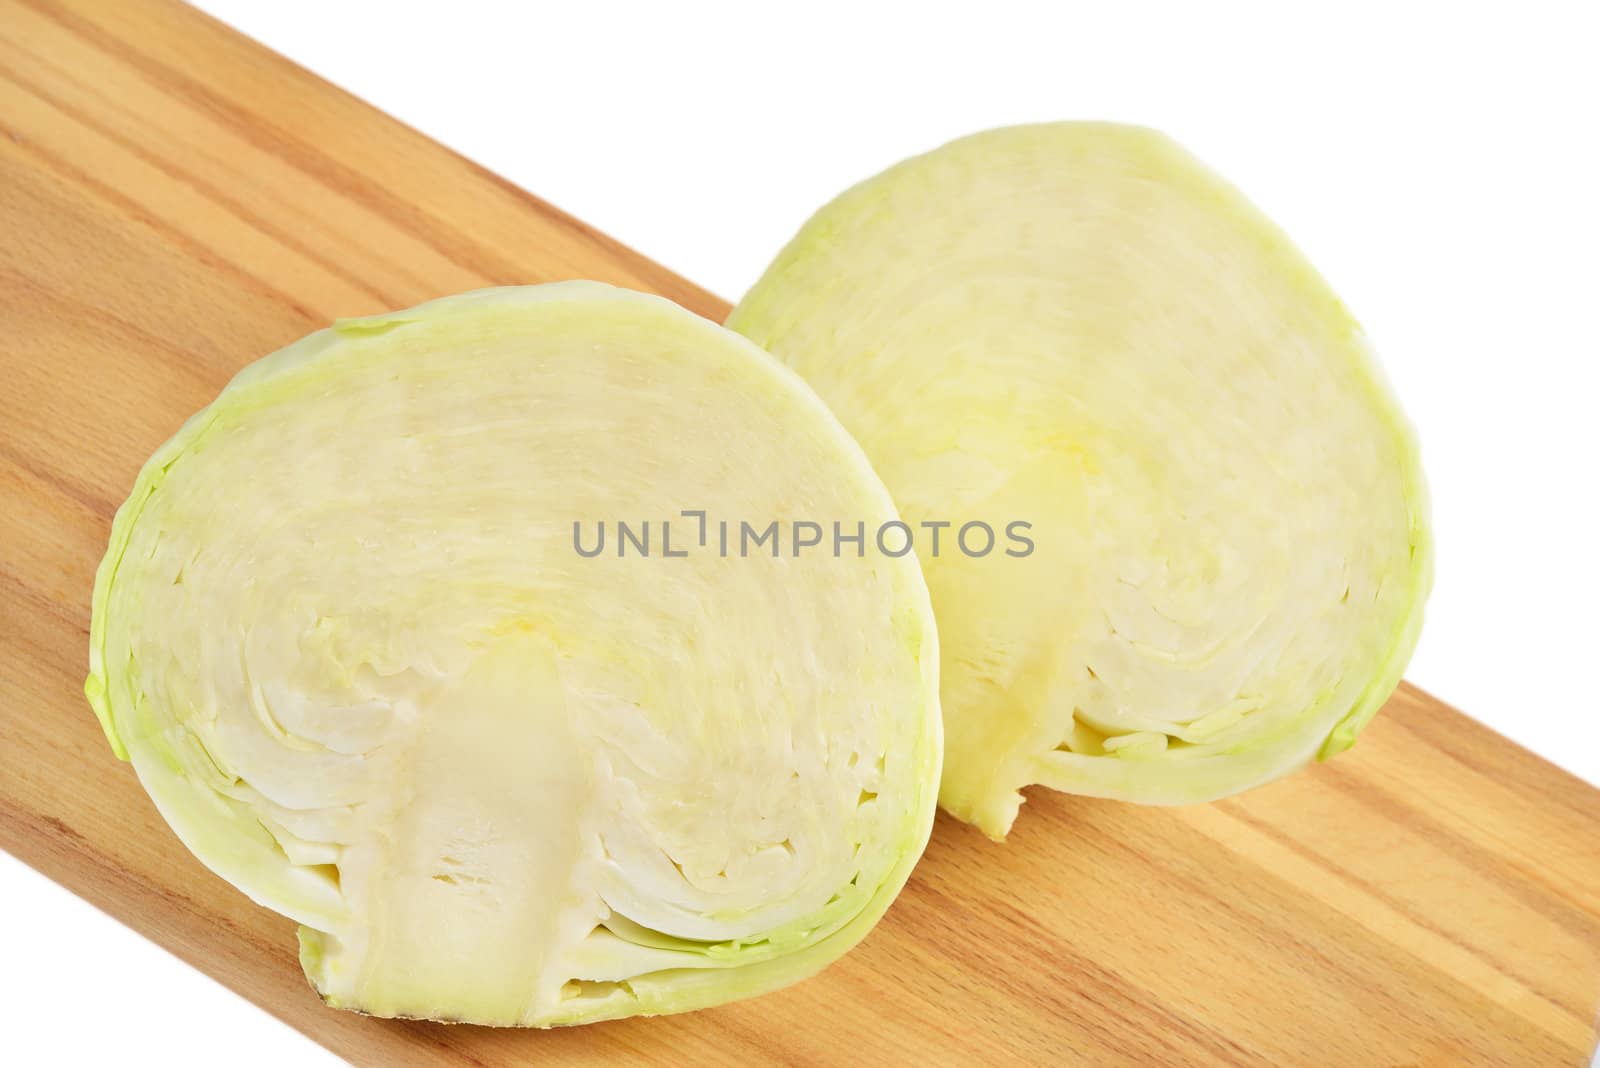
[
  {"left": 85, "top": 283, "right": 941, "bottom": 1025},
  {"left": 729, "top": 124, "right": 1430, "bottom": 838}
]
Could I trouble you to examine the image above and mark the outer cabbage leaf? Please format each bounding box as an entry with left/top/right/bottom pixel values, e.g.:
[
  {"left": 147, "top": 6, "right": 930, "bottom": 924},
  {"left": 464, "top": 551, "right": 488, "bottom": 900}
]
[
  {"left": 729, "top": 124, "right": 1430, "bottom": 838},
  {"left": 86, "top": 282, "right": 941, "bottom": 1025}
]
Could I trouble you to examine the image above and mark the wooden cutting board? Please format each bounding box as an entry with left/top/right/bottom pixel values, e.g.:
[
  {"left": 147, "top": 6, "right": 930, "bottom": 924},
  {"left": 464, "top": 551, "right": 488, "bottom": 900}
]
[{"left": 1, "top": 2, "right": 1596, "bottom": 1064}]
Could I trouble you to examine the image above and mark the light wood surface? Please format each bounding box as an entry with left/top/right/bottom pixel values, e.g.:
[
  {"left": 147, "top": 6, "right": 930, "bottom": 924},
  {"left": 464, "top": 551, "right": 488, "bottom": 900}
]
[{"left": 1, "top": 2, "right": 1596, "bottom": 1064}]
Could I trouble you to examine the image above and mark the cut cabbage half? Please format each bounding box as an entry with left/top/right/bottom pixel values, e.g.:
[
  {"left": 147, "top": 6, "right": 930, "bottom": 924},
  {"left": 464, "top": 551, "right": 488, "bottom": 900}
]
[
  {"left": 729, "top": 123, "right": 1430, "bottom": 838},
  {"left": 86, "top": 283, "right": 941, "bottom": 1025}
]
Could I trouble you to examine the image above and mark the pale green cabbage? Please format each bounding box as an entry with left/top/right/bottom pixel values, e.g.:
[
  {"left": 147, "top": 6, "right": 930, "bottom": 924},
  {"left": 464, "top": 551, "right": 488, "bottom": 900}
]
[
  {"left": 730, "top": 123, "right": 1430, "bottom": 839},
  {"left": 86, "top": 283, "right": 941, "bottom": 1025}
]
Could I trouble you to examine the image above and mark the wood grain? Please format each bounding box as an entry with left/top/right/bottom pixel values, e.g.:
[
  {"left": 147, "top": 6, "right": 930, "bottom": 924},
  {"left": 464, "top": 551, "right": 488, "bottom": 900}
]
[{"left": 1, "top": 2, "right": 1596, "bottom": 1064}]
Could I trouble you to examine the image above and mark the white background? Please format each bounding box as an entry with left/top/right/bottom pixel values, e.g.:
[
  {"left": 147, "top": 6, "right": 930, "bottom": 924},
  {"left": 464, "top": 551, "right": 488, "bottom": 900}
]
[{"left": 8, "top": 2, "right": 1596, "bottom": 1064}]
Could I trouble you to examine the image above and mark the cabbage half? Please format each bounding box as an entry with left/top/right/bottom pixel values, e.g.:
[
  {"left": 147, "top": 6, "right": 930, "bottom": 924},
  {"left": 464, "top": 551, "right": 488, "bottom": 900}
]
[
  {"left": 85, "top": 283, "right": 941, "bottom": 1025},
  {"left": 729, "top": 124, "right": 1430, "bottom": 839}
]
